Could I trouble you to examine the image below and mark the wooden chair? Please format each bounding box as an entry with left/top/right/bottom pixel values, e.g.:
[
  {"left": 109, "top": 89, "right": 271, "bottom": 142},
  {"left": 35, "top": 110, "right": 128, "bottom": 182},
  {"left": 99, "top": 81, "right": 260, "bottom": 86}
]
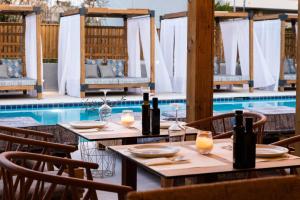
[
  {"left": 0, "top": 151, "right": 133, "bottom": 200},
  {"left": 127, "top": 176, "right": 300, "bottom": 200},
  {"left": 186, "top": 111, "right": 267, "bottom": 143}
]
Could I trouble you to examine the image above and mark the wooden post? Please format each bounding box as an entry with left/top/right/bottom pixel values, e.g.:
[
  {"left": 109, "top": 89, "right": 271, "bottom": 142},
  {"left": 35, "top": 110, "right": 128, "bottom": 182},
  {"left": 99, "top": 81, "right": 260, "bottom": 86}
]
[
  {"left": 22, "top": 15, "right": 26, "bottom": 77},
  {"left": 295, "top": 0, "right": 300, "bottom": 157},
  {"left": 80, "top": 12, "right": 86, "bottom": 98},
  {"left": 249, "top": 13, "right": 254, "bottom": 93},
  {"left": 279, "top": 20, "right": 286, "bottom": 92},
  {"left": 36, "top": 12, "right": 43, "bottom": 99},
  {"left": 150, "top": 10, "right": 156, "bottom": 94},
  {"left": 186, "top": 0, "right": 214, "bottom": 122}
]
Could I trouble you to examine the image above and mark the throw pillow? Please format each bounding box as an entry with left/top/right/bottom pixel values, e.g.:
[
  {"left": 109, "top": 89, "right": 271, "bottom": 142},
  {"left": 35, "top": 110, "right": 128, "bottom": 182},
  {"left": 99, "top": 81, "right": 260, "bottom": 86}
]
[
  {"left": 86, "top": 59, "right": 103, "bottom": 66},
  {"left": 0, "top": 64, "right": 8, "bottom": 78},
  {"left": 108, "top": 59, "right": 125, "bottom": 77},
  {"left": 98, "top": 65, "right": 115, "bottom": 78},
  {"left": 2, "top": 59, "right": 23, "bottom": 78},
  {"left": 85, "top": 64, "right": 99, "bottom": 78}
]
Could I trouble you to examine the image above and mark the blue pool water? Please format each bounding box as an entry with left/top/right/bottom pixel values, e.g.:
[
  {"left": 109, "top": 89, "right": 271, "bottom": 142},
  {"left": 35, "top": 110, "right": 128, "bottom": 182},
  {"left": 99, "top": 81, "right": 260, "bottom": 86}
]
[{"left": 0, "top": 97, "right": 296, "bottom": 125}]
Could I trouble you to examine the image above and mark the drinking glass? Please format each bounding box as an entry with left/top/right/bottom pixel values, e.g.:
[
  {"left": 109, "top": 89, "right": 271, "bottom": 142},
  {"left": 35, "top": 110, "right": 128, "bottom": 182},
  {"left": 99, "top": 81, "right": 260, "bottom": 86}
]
[
  {"left": 99, "top": 90, "right": 112, "bottom": 123},
  {"left": 195, "top": 131, "right": 214, "bottom": 154},
  {"left": 121, "top": 110, "right": 135, "bottom": 127}
]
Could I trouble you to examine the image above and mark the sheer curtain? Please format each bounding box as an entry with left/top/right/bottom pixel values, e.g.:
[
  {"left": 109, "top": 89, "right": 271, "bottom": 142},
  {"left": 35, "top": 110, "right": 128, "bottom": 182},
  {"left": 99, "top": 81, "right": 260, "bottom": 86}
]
[
  {"left": 220, "top": 19, "right": 250, "bottom": 77},
  {"left": 58, "top": 15, "right": 81, "bottom": 97},
  {"left": 127, "top": 19, "right": 141, "bottom": 77},
  {"left": 25, "top": 14, "right": 38, "bottom": 80},
  {"left": 220, "top": 20, "right": 238, "bottom": 76},
  {"left": 173, "top": 17, "right": 187, "bottom": 94},
  {"left": 160, "top": 17, "right": 187, "bottom": 94},
  {"left": 253, "top": 20, "right": 281, "bottom": 90},
  {"left": 127, "top": 16, "right": 172, "bottom": 93}
]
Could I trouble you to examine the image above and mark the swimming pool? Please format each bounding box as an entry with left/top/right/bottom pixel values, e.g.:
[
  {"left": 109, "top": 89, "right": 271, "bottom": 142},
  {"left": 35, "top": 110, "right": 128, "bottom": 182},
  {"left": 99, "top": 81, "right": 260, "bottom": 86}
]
[{"left": 0, "top": 97, "right": 296, "bottom": 125}]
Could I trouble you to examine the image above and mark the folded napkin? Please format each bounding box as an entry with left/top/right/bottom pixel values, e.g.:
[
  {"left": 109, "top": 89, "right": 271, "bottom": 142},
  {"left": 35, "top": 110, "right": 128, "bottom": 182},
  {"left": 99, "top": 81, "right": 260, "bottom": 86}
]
[{"left": 142, "top": 157, "right": 189, "bottom": 166}]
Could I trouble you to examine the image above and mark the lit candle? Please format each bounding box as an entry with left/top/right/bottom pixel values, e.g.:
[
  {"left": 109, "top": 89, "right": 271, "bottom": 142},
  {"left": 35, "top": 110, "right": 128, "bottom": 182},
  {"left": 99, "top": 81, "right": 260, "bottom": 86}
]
[
  {"left": 196, "top": 131, "right": 214, "bottom": 154},
  {"left": 121, "top": 110, "right": 135, "bottom": 127}
]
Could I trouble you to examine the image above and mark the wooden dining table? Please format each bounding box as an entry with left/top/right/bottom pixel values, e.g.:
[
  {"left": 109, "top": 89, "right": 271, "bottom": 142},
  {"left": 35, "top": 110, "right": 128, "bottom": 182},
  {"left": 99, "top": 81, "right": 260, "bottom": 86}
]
[{"left": 109, "top": 139, "right": 300, "bottom": 190}]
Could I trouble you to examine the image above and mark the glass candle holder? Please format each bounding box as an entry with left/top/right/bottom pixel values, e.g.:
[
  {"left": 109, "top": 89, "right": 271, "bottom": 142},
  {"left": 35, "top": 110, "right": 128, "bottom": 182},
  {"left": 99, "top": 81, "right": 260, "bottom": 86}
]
[
  {"left": 196, "top": 131, "right": 214, "bottom": 154},
  {"left": 121, "top": 110, "right": 135, "bottom": 127}
]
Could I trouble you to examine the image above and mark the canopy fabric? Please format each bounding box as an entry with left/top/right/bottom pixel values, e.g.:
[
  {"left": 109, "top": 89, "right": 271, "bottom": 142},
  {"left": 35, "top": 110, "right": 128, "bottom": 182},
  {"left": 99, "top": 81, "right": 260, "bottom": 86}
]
[
  {"left": 127, "top": 16, "right": 172, "bottom": 93},
  {"left": 160, "top": 17, "right": 187, "bottom": 94},
  {"left": 58, "top": 14, "right": 81, "bottom": 97},
  {"left": 253, "top": 19, "right": 281, "bottom": 90},
  {"left": 25, "top": 14, "right": 43, "bottom": 81},
  {"left": 220, "top": 19, "right": 249, "bottom": 77}
]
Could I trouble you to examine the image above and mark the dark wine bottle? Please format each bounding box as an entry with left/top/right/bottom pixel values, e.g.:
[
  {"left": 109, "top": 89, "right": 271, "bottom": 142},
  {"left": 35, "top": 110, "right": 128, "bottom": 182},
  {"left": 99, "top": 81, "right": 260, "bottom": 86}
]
[
  {"left": 244, "top": 117, "right": 256, "bottom": 168},
  {"left": 142, "top": 93, "right": 150, "bottom": 135},
  {"left": 233, "top": 110, "right": 246, "bottom": 169},
  {"left": 151, "top": 97, "right": 160, "bottom": 135}
]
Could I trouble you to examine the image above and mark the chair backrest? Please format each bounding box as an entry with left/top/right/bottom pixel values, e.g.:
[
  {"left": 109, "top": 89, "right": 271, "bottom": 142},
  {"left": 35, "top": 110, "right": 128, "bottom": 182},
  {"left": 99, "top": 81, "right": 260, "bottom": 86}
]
[
  {"left": 186, "top": 111, "right": 267, "bottom": 143},
  {"left": 127, "top": 176, "right": 300, "bottom": 200},
  {"left": 0, "top": 151, "right": 132, "bottom": 200}
]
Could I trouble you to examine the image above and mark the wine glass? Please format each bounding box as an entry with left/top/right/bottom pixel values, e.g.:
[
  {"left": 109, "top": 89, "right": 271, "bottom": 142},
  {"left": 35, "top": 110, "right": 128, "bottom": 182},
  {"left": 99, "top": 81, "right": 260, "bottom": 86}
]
[
  {"left": 168, "top": 103, "right": 185, "bottom": 143},
  {"left": 99, "top": 90, "right": 112, "bottom": 123}
]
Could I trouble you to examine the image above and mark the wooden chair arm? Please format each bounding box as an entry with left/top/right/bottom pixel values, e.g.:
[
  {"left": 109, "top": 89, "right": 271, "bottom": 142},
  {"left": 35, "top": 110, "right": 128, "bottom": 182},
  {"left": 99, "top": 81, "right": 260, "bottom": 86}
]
[
  {"left": 271, "top": 135, "right": 300, "bottom": 147},
  {"left": 0, "top": 133, "right": 77, "bottom": 153},
  {"left": 0, "top": 152, "right": 133, "bottom": 195},
  {"left": 0, "top": 126, "right": 53, "bottom": 139},
  {"left": 213, "top": 131, "right": 233, "bottom": 139}
]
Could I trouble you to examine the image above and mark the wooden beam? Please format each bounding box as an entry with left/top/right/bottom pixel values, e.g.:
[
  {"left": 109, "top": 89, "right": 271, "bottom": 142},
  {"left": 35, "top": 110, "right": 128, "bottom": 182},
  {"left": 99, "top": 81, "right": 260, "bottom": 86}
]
[
  {"left": 295, "top": 0, "right": 300, "bottom": 157},
  {"left": 0, "top": 5, "right": 34, "bottom": 14},
  {"left": 36, "top": 13, "right": 42, "bottom": 99},
  {"left": 186, "top": 0, "right": 214, "bottom": 122},
  {"left": 150, "top": 11, "right": 156, "bottom": 93},
  {"left": 215, "top": 11, "right": 248, "bottom": 19},
  {"left": 161, "top": 12, "right": 188, "bottom": 20},
  {"left": 80, "top": 15, "right": 86, "bottom": 98}
]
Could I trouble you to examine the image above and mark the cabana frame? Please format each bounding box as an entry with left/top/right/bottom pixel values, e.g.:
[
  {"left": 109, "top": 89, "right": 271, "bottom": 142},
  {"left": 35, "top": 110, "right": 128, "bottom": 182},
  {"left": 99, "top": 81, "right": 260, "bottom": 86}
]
[
  {"left": 0, "top": 5, "right": 43, "bottom": 99},
  {"left": 214, "top": 11, "right": 254, "bottom": 92},
  {"left": 61, "top": 8, "right": 156, "bottom": 98},
  {"left": 160, "top": 11, "right": 254, "bottom": 92},
  {"left": 254, "top": 13, "right": 298, "bottom": 91}
]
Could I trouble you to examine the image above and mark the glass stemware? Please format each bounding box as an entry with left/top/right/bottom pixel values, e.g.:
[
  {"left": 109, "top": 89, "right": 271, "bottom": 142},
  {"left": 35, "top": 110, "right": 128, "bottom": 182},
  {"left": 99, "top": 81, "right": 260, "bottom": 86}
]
[
  {"left": 99, "top": 90, "right": 112, "bottom": 123},
  {"left": 168, "top": 103, "right": 185, "bottom": 142}
]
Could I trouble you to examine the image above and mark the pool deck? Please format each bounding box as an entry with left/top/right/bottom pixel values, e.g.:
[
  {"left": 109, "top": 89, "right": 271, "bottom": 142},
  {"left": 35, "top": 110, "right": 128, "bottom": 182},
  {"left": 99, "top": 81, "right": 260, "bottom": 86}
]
[{"left": 0, "top": 88, "right": 296, "bottom": 106}]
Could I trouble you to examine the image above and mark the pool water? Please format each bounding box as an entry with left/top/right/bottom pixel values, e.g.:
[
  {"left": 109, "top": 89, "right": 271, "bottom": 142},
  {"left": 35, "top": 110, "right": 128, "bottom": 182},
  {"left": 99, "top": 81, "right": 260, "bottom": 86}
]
[{"left": 0, "top": 97, "right": 295, "bottom": 125}]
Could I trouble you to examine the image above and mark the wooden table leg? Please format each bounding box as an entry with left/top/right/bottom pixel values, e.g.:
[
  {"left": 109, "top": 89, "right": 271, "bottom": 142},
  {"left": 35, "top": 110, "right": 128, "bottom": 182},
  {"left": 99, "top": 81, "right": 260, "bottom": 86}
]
[
  {"left": 160, "top": 178, "right": 174, "bottom": 188},
  {"left": 121, "top": 138, "right": 138, "bottom": 190}
]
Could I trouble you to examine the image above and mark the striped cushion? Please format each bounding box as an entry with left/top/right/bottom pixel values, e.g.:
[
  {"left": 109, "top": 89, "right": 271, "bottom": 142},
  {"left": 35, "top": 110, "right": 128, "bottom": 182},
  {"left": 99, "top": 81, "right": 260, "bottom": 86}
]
[
  {"left": 85, "top": 78, "right": 119, "bottom": 85},
  {"left": 0, "top": 77, "right": 36, "bottom": 87},
  {"left": 284, "top": 74, "right": 296, "bottom": 81},
  {"left": 214, "top": 75, "right": 249, "bottom": 82},
  {"left": 118, "top": 77, "right": 150, "bottom": 84}
]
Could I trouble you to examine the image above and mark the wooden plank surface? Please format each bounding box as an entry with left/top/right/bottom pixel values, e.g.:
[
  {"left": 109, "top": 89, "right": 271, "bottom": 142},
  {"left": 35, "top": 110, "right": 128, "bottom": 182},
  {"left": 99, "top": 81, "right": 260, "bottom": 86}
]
[
  {"left": 109, "top": 139, "right": 300, "bottom": 179},
  {"left": 186, "top": 0, "right": 214, "bottom": 122}
]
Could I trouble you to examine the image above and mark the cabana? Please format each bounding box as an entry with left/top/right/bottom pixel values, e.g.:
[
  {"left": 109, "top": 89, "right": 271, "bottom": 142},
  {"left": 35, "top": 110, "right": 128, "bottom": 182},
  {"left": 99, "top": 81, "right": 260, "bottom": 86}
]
[
  {"left": 254, "top": 13, "right": 298, "bottom": 91},
  {"left": 0, "top": 5, "right": 43, "bottom": 99},
  {"left": 160, "top": 11, "right": 254, "bottom": 92},
  {"left": 58, "top": 8, "right": 158, "bottom": 98},
  {"left": 214, "top": 11, "right": 253, "bottom": 92}
]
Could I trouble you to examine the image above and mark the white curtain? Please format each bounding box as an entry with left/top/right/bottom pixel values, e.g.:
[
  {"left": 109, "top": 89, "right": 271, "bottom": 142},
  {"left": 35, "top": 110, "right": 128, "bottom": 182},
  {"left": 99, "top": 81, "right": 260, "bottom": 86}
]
[
  {"left": 220, "top": 19, "right": 249, "bottom": 77},
  {"left": 127, "top": 16, "right": 172, "bottom": 93},
  {"left": 58, "top": 15, "right": 81, "bottom": 97},
  {"left": 253, "top": 20, "right": 281, "bottom": 90},
  {"left": 127, "top": 19, "right": 141, "bottom": 77},
  {"left": 160, "top": 17, "right": 187, "bottom": 94},
  {"left": 25, "top": 14, "right": 40, "bottom": 80},
  {"left": 160, "top": 19, "right": 175, "bottom": 80}
]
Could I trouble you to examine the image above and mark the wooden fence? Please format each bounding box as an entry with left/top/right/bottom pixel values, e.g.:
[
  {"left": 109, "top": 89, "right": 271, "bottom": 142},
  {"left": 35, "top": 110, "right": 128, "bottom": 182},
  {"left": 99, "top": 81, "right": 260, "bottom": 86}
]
[{"left": 0, "top": 22, "right": 296, "bottom": 62}]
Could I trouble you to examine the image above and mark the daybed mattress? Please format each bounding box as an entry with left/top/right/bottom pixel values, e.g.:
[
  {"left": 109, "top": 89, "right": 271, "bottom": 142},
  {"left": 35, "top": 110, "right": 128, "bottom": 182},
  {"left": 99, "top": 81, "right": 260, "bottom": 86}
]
[
  {"left": 0, "top": 78, "right": 36, "bottom": 87},
  {"left": 284, "top": 74, "right": 296, "bottom": 81},
  {"left": 85, "top": 77, "right": 150, "bottom": 85},
  {"left": 214, "top": 75, "right": 249, "bottom": 82}
]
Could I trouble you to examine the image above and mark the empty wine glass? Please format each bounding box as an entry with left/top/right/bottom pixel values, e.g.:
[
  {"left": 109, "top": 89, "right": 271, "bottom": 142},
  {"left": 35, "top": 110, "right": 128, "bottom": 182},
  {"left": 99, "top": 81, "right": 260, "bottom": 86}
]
[
  {"left": 99, "top": 90, "right": 112, "bottom": 123},
  {"left": 168, "top": 103, "right": 185, "bottom": 143}
]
